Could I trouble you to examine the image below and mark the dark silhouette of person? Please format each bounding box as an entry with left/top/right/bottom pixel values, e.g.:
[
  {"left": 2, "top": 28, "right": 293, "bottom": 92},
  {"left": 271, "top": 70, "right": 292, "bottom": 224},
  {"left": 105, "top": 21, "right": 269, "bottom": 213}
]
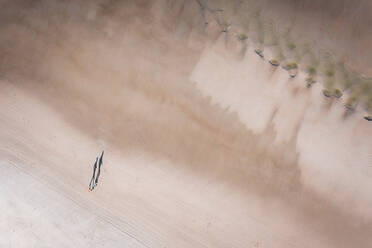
[
  {"left": 94, "top": 151, "right": 104, "bottom": 186},
  {"left": 89, "top": 157, "right": 98, "bottom": 191}
]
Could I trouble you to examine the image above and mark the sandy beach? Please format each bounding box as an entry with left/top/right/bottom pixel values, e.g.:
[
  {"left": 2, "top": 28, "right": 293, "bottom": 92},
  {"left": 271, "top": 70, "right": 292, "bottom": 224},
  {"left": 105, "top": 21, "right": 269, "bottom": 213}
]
[{"left": 0, "top": 1, "right": 371, "bottom": 247}]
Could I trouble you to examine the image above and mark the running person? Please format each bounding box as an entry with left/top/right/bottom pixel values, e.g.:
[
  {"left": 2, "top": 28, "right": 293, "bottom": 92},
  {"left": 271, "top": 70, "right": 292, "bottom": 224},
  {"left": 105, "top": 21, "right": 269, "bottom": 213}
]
[{"left": 94, "top": 151, "right": 104, "bottom": 188}]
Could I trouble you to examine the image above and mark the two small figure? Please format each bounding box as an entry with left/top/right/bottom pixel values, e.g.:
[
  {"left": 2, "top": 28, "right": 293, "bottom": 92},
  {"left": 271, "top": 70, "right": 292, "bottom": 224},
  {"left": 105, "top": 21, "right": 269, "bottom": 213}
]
[{"left": 89, "top": 151, "right": 104, "bottom": 191}]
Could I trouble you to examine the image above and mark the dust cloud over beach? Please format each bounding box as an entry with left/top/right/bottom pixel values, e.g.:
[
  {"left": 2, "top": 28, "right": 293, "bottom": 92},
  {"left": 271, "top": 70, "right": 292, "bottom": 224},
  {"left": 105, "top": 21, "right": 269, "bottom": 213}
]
[{"left": 0, "top": 1, "right": 371, "bottom": 247}]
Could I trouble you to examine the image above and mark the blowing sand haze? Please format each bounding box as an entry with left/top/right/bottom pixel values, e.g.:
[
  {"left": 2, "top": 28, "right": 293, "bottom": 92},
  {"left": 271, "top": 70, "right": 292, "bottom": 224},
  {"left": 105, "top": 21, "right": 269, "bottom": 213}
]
[{"left": 0, "top": 0, "right": 371, "bottom": 247}]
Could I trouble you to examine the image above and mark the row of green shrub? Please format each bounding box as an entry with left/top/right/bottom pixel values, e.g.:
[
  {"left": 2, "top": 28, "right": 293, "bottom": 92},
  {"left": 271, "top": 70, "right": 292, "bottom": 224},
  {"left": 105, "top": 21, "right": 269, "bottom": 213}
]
[{"left": 200, "top": 0, "right": 372, "bottom": 114}]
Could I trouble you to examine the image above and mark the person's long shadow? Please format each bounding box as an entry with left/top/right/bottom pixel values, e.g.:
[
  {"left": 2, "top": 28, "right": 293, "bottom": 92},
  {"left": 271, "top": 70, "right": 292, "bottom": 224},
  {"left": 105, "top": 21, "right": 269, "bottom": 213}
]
[{"left": 89, "top": 151, "right": 104, "bottom": 191}]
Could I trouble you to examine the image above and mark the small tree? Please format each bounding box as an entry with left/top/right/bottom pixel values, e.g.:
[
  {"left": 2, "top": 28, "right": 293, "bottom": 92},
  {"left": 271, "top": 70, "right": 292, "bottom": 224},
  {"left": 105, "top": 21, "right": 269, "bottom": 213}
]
[
  {"left": 288, "top": 42, "right": 296, "bottom": 50},
  {"left": 237, "top": 33, "right": 248, "bottom": 41},
  {"left": 333, "top": 89, "right": 343, "bottom": 98},
  {"left": 221, "top": 19, "right": 231, "bottom": 32},
  {"left": 345, "top": 96, "right": 357, "bottom": 111},
  {"left": 322, "top": 89, "right": 332, "bottom": 98},
  {"left": 283, "top": 62, "right": 298, "bottom": 70},
  {"left": 269, "top": 59, "right": 280, "bottom": 67}
]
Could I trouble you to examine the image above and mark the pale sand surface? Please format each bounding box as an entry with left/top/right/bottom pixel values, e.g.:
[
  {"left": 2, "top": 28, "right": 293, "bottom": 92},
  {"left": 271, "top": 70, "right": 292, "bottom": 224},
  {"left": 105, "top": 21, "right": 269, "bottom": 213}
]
[
  {"left": 0, "top": 84, "right": 314, "bottom": 248},
  {"left": 0, "top": 1, "right": 372, "bottom": 247}
]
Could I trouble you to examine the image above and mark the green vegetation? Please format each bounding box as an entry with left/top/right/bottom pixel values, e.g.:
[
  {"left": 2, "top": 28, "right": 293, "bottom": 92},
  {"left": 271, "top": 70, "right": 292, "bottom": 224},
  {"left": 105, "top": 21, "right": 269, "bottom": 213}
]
[
  {"left": 342, "top": 78, "right": 353, "bottom": 91},
  {"left": 325, "top": 69, "right": 335, "bottom": 78},
  {"left": 200, "top": 2, "right": 372, "bottom": 118},
  {"left": 307, "top": 66, "right": 317, "bottom": 76},
  {"left": 333, "top": 89, "right": 343, "bottom": 98},
  {"left": 322, "top": 87, "right": 342, "bottom": 99},
  {"left": 283, "top": 62, "right": 298, "bottom": 70},
  {"left": 345, "top": 96, "right": 357, "bottom": 110},
  {"left": 306, "top": 77, "right": 314, "bottom": 83},
  {"left": 360, "top": 79, "right": 372, "bottom": 93},
  {"left": 269, "top": 59, "right": 280, "bottom": 67},
  {"left": 237, "top": 33, "right": 248, "bottom": 41},
  {"left": 306, "top": 77, "right": 316, "bottom": 88},
  {"left": 322, "top": 89, "right": 332, "bottom": 98},
  {"left": 340, "top": 69, "right": 354, "bottom": 90},
  {"left": 221, "top": 19, "right": 231, "bottom": 32},
  {"left": 222, "top": 20, "right": 230, "bottom": 27},
  {"left": 288, "top": 42, "right": 296, "bottom": 50},
  {"left": 364, "top": 96, "right": 372, "bottom": 119},
  {"left": 367, "top": 96, "right": 372, "bottom": 111},
  {"left": 280, "top": 27, "right": 303, "bottom": 63},
  {"left": 255, "top": 48, "right": 264, "bottom": 58}
]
